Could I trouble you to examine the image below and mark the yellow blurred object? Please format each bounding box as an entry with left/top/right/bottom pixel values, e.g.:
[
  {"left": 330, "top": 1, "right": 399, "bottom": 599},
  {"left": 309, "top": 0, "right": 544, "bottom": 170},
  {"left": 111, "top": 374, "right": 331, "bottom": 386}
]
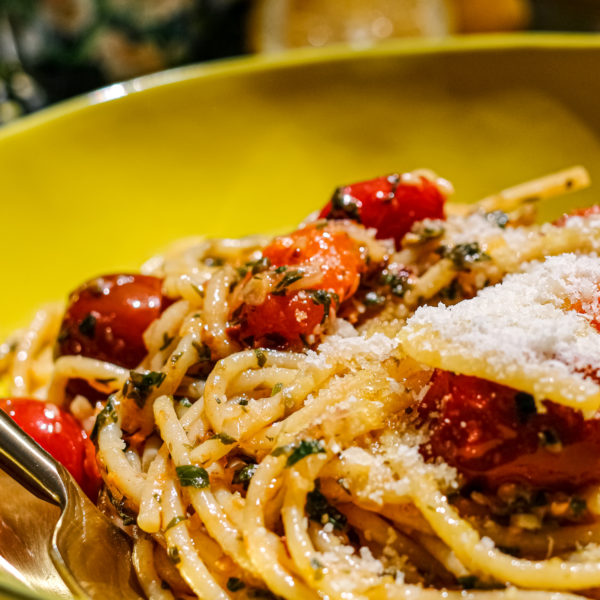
[
  {"left": 249, "top": 0, "right": 453, "bottom": 52},
  {"left": 453, "top": 0, "right": 531, "bottom": 32}
]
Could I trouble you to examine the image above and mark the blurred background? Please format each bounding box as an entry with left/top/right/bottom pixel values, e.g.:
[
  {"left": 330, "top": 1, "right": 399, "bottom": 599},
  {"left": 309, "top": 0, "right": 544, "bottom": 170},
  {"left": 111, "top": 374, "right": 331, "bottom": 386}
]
[{"left": 0, "top": 0, "right": 597, "bottom": 125}]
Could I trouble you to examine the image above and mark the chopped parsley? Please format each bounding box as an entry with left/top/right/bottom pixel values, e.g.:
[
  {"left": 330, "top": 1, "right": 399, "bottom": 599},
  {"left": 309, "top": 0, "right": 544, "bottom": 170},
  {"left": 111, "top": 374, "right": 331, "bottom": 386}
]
[
  {"left": 306, "top": 289, "right": 339, "bottom": 323},
  {"left": 78, "top": 313, "right": 96, "bottom": 338},
  {"left": 167, "top": 546, "right": 181, "bottom": 564},
  {"left": 305, "top": 481, "right": 347, "bottom": 530},
  {"left": 272, "top": 269, "right": 304, "bottom": 295},
  {"left": 175, "top": 465, "right": 210, "bottom": 488},
  {"left": 165, "top": 516, "right": 187, "bottom": 530},
  {"left": 254, "top": 348, "right": 267, "bottom": 368},
  {"left": 159, "top": 333, "right": 175, "bottom": 351},
  {"left": 177, "top": 396, "right": 192, "bottom": 408},
  {"left": 227, "top": 578, "right": 246, "bottom": 592},
  {"left": 237, "top": 257, "right": 272, "bottom": 278},
  {"left": 91, "top": 395, "right": 118, "bottom": 440},
  {"left": 124, "top": 371, "right": 166, "bottom": 408},
  {"left": 329, "top": 187, "right": 361, "bottom": 221},
  {"left": 271, "top": 382, "right": 283, "bottom": 396},
  {"left": 107, "top": 490, "right": 136, "bottom": 526},
  {"left": 192, "top": 341, "right": 212, "bottom": 362},
  {"left": 232, "top": 462, "right": 258, "bottom": 489},
  {"left": 380, "top": 270, "right": 411, "bottom": 297},
  {"left": 272, "top": 439, "right": 326, "bottom": 467},
  {"left": 210, "top": 432, "right": 237, "bottom": 445},
  {"left": 438, "top": 242, "right": 491, "bottom": 271}
]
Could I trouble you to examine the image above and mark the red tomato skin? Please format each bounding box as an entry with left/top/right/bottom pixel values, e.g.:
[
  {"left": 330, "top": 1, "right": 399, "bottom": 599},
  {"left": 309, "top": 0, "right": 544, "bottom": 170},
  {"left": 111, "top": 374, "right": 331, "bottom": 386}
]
[
  {"left": 57, "top": 274, "right": 168, "bottom": 369},
  {"left": 0, "top": 398, "right": 102, "bottom": 499},
  {"left": 319, "top": 174, "right": 446, "bottom": 247},
  {"left": 234, "top": 224, "right": 365, "bottom": 347},
  {"left": 554, "top": 204, "right": 600, "bottom": 227},
  {"left": 419, "top": 371, "right": 600, "bottom": 492}
]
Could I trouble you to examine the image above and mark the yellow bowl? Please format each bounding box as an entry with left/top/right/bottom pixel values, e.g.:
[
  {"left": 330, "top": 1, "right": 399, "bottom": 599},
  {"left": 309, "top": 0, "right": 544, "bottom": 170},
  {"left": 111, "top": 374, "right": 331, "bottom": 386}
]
[{"left": 2, "top": 33, "right": 600, "bottom": 598}]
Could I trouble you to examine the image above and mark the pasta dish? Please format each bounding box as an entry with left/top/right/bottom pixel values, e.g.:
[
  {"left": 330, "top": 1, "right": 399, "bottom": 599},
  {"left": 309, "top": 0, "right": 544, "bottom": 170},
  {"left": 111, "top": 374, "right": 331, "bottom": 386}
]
[{"left": 3, "top": 166, "right": 600, "bottom": 600}]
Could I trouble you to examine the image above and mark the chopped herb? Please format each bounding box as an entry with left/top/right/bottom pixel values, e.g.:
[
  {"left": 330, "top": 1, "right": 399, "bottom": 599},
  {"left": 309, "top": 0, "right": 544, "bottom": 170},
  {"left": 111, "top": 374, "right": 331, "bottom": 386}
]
[
  {"left": 165, "top": 516, "right": 187, "bottom": 530},
  {"left": 271, "top": 382, "right": 283, "bottom": 396},
  {"left": 418, "top": 224, "right": 445, "bottom": 241},
  {"left": 210, "top": 432, "right": 237, "bottom": 445},
  {"left": 380, "top": 270, "right": 411, "bottom": 297},
  {"left": 238, "top": 398, "right": 249, "bottom": 406},
  {"left": 254, "top": 348, "right": 267, "bottom": 368},
  {"left": 238, "top": 257, "right": 272, "bottom": 278},
  {"left": 177, "top": 397, "right": 192, "bottom": 408},
  {"left": 107, "top": 490, "right": 136, "bottom": 526},
  {"left": 78, "top": 313, "right": 96, "bottom": 338},
  {"left": 167, "top": 546, "right": 181, "bottom": 564},
  {"left": 274, "top": 265, "right": 287, "bottom": 273},
  {"left": 438, "top": 242, "right": 491, "bottom": 271},
  {"left": 170, "top": 352, "right": 183, "bottom": 364},
  {"left": 125, "top": 371, "right": 166, "bottom": 408},
  {"left": 306, "top": 290, "right": 339, "bottom": 324},
  {"left": 215, "top": 397, "right": 222, "bottom": 404},
  {"left": 272, "top": 269, "right": 304, "bottom": 295},
  {"left": 175, "top": 465, "right": 210, "bottom": 488},
  {"left": 160, "top": 333, "right": 175, "bottom": 351},
  {"left": 203, "top": 256, "right": 225, "bottom": 267},
  {"left": 305, "top": 481, "right": 347, "bottom": 530},
  {"left": 232, "top": 463, "right": 258, "bottom": 489},
  {"left": 227, "top": 578, "right": 245, "bottom": 592},
  {"left": 329, "top": 187, "right": 361, "bottom": 221},
  {"left": 190, "top": 283, "right": 204, "bottom": 297},
  {"left": 274, "top": 439, "right": 326, "bottom": 467},
  {"left": 94, "top": 377, "right": 116, "bottom": 385},
  {"left": 364, "top": 291, "right": 385, "bottom": 307},
  {"left": 192, "top": 341, "right": 211, "bottom": 362},
  {"left": 514, "top": 392, "right": 536, "bottom": 423},
  {"left": 91, "top": 395, "right": 118, "bottom": 440},
  {"left": 570, "top": 497, "right": 587, "bottom": 518},
  {"left": 438, "top": 279, "right": 461, "bottom": 301},
  {"left": 486, "top": 210, "right": 509, "bottom": 229},
  {"left": 310, "top": 557, "right": 324, "bottom": 579}
]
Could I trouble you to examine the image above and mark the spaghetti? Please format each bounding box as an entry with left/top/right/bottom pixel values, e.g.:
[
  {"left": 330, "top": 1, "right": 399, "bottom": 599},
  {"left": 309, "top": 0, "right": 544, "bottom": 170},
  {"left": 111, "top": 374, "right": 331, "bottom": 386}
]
[{"left": 3, "top": 166, "right": 600, "bottom": 599}]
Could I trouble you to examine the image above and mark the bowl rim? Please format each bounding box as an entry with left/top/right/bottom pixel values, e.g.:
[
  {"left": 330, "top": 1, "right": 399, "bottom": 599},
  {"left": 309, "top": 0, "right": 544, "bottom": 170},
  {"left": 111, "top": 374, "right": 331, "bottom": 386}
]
[{"left": 2, "top": 32, "right": 600, "bottom": 143}]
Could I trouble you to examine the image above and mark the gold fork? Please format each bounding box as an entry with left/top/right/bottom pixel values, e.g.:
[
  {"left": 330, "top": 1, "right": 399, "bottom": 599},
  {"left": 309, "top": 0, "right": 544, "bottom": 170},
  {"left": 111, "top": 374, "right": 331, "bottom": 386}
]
[{"left": 0, "top": 411, "right": 143, "bottom": 600}]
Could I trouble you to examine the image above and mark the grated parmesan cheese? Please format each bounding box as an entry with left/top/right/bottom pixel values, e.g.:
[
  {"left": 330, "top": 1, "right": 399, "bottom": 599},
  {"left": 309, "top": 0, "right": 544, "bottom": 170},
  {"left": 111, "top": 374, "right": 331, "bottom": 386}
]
[{"left": 400, "top": 254, "right": 600, "bottom": 413}]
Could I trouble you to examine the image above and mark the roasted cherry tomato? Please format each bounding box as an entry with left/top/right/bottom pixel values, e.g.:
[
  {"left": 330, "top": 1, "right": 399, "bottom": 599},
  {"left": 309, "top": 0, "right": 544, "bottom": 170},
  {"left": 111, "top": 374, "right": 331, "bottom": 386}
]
[
  {"left": 319, "top": 173, "right": 446, "bottom": 247},
  {"left": 0, "top": 398, "right": 102, "bottom": 499},
  {"left": 554, "top": 204, "right": 600, "bottom": 227},
  {"left": 418, "top": 371, "right": 600, "bottom": 491},
  {"left": 57, "top": 274, "right": 169, "bottom": 369},
  {"left": 233, "top": 223, "right": 366, "bottom": 348}
]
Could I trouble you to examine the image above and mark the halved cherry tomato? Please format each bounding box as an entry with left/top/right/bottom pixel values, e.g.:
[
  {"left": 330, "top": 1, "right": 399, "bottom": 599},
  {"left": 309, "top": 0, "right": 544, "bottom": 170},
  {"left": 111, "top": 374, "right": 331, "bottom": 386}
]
[
  {"left": 418, "top": 371, "right": 600, "bottom": 491},
  {"left": 56, "top": 274, "right": 169, "bottom": 369},
  {"left": 232, "top": 223, "right": 366, "bottom": 348},
  {"left": 553, "top": 204, "right": 600, "bottom": 227},
  {"left": 0, "top": 398, "right": 102, "bottom": 499},
  {"left": 319, "top": 174, "right": 446, "bottom": 247}
]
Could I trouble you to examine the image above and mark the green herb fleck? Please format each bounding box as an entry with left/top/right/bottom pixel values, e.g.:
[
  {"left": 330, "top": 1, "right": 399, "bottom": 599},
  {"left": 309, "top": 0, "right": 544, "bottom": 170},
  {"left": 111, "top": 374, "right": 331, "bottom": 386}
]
[
  {"left": 192, "top": 341, "right": 212, "bottom": 362},
  {"left": 306, "top": 481, "right": 347, "bottom": 530},
  {"left": 125, "top": 371, "right": 166, "bottom": 408},
  {"left": 170, "top": 352, "right": 183, "bottom": 364},
  {"left": 273, "top": 439, "right": 326, "bottom": 467},
  {"left": 78, "top": 313, "right": 96, "bottom": 338},
  {"left": 191, "top": 283, "right": 204, "bottom": 297},
  {"left": 177, "top": 397, "right": 192, "bottom": 408},
  {"left": 107, "top": 490, "right": 137, "bottom": 526},
  {"left": 310, "top": 557, "right": 324, "bottom": 579},
  {"left": 514, "top": 392, "right": 536, "bottom": 423},
  {"left": 274, "top": 265, "right": 287, "bottom": 273},
  {"left": 457, "top": 576, "right": 479, "bottom": 590},
  {"left": 210, "top": 432, "right": 237, "bottom": 445},
  {"left": 380, "top": 270, "right": 411, "bottom": 297},
  {"left": 232, "top": 463, "right": 258, "bottom": 489},
  {"left": 165, "top": 516, "right": 187, "bottom": 530},
  {"left": 238, "top": 398, "right": 249, "bottom": 406},
  {"left": 91, "top": 395, "right": 118, "bottom": 440},
  {"left": 438, "top": 242, "right": 491, "bottom": 271},
  {"left": 227, "top": 577, "right": 246, "bottom": 592},
  {"left": 175, "top": 465, "right": 210, "bottom": 488},
  {"left": 271, "top": 382, "right": 283, "bottom": 396},
  {"left": 160, "top": 333, "right": 175, "bottom": 351},
  {"left": 272, "top": 269, "right": 304, "bottom": 295},
  {"left": 254, "top": 348, "right": 267, "bottom": 368},
  {"left": 330, "top": 187, "right": 361, "bottom": 221},
  {"left": 364, "top": 291, "right": 385, "bottom": 307},
  {"left": 306, "top": 289, "right": 339, "bottom": 323},
  {"left": 167, "top": 546, "right": 181, "bottom": 564}
]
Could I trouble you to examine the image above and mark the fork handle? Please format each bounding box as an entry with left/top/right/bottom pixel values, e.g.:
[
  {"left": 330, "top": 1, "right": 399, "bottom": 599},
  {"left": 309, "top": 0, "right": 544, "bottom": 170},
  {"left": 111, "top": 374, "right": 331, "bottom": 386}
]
[{"left": 0, "top": 410, "right": 67, "bottom": 507}]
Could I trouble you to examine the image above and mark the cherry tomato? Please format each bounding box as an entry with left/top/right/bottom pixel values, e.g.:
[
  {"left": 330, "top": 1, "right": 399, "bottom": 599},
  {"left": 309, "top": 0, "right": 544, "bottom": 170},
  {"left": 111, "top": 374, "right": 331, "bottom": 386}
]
[
  {"left": 233, "top": 223, "right": 366, "bottom": 348},
  {"left": 553, "top": 204, "right": 600, "bottom": 227},
  {"left": 319, "top": 174, "right": 446, "bottom": 247},
  {"left": 56, "top": 274, "right": 169, "bottom": 369},
  {"left": 418, "top": 371, "right": 600, "bottom": 491},
  {"left": 0, "top": 398, "right": 102, "bottom": 499}
]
